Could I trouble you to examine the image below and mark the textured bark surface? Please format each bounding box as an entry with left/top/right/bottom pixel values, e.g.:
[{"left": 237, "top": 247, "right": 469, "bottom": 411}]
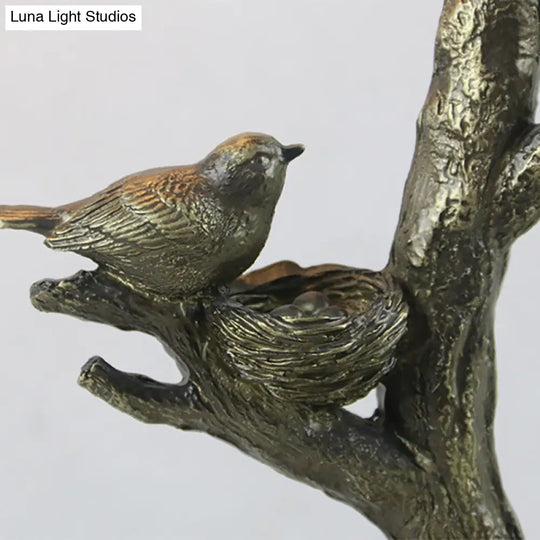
[{"left": 22, "top": 1, "right": 540, "bottom": 538}]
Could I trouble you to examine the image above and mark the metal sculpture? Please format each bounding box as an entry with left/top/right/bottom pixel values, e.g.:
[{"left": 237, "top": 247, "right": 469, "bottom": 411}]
[{"left": 3, "top": 0, "right": 540, "bottom": 537}]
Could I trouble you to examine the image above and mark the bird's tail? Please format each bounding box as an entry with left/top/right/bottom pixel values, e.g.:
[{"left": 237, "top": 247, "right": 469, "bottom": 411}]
[{"left": 0, "top": 205, "right": 61, "bottom": 236}]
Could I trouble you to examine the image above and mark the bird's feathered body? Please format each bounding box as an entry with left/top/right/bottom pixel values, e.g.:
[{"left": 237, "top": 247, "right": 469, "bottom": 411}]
[
  {"left": 42, "top": 166, "right": 274, "bottom": 296},
  {"left": 0, "top": 133, "right": 304, "bottom": 298}
]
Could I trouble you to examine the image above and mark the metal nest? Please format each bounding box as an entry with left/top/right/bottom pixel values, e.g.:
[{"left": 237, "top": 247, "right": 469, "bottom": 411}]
[{"left": 210, "top": 265, "right": 408, "bottom": 407}]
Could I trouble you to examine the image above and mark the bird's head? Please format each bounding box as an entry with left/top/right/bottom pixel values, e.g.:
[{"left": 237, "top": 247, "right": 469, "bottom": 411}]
[{"left": 200, "top": 132, "right": 304, "bottom": 206}]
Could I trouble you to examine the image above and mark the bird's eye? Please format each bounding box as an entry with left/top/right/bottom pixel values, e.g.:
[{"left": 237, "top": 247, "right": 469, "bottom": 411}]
[{"left": 256, "top": 155, "right": 271, "bottom": 169}]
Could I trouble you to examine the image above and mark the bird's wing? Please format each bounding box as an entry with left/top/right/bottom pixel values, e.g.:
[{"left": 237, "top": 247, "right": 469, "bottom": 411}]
[{"left": 46, "top": 170, "right": 214, "bottom": 255}]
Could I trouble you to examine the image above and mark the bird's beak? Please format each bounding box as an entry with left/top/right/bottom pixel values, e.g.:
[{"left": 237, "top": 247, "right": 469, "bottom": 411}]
[{"left": 282, "top": 144, "right": 305, "bottom": 163}]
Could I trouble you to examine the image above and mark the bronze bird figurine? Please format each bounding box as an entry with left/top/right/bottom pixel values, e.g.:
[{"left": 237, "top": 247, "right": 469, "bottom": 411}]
[{"left": 0, "top": 133, "right": 304, "bottom": 298}]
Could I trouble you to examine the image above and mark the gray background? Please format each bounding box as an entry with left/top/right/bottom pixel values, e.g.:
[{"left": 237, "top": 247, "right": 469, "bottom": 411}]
[{"left": 1, "top": 1, "right": 538, "bottom": 539}]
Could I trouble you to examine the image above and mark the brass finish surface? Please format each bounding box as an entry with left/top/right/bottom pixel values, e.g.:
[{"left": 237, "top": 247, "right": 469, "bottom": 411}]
[
  {"left": 0, "top": 133, "right": 304, "bottom": 297},
  {"left": 213, "top": 270, "right": 407, "bottom": 406}
]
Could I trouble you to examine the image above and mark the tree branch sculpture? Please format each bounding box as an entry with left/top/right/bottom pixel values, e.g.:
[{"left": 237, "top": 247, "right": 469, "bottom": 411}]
[{"left": 9, "top": 0, "right": 540, "bottom": 537}]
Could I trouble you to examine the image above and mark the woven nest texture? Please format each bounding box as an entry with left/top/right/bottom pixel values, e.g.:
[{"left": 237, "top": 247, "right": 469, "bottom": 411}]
[{"left": 210, "top": 269, "right": 408, "bottom": 406}]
